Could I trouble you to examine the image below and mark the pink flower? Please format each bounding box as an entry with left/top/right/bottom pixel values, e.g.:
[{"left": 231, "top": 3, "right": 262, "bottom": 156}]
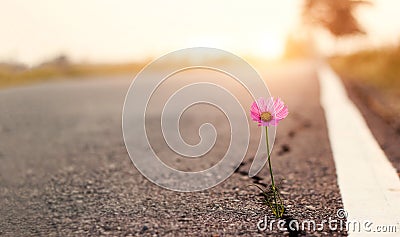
[{"left": 250, "top": 97, "right": 288, "bottom": 127}]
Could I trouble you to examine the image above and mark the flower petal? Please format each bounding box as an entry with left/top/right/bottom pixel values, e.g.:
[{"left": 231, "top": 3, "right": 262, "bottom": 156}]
[
  {"left": 256, "top": 97, "right": 268, "bottom": 112},
  {"left": 275, "top": 106, "right": 288, "bottom": 120},
  {"left": 250, "top": 101, "right": 261, "bottom": 122},
  {"left": 266, "top": 97, "right": 275, "bottom": 113},
  {"left": 273, "top": 98, "right": 284, "bottom": 113},
  {"left": 269, "top": 119, "right": 279, "bottom": 126}
]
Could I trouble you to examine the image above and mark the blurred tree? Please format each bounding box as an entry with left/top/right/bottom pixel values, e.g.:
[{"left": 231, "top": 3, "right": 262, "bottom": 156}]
[
  {"left": 39, "top": 54, "right": 70, "bottom": 67},
  {"left": 302, "top": 0, "right": 371, "bottom": 37}
]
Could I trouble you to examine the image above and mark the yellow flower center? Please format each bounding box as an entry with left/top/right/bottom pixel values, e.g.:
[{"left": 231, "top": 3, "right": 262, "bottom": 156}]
[{"left": 260, "top": 112, "right": 272, "bottom": 122}]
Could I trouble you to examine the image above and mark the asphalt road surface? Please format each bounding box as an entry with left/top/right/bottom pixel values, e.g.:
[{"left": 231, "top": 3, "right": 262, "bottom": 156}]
[{"left": 1, "top": 61, "right": 354, "bottom": 236}]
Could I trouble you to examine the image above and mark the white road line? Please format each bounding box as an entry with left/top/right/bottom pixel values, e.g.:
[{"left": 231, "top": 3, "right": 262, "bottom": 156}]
[{"left": 318, "top": 64, "right": 400, "bottom": 236}]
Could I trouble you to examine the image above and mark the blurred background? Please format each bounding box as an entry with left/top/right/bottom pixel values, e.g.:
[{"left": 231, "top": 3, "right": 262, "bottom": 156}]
[
  {"left": 1, "top": 2, "right": 400, "bottom": 235},
  {"left": 0, "top": 0, "right": 399, "bottom": 127}
]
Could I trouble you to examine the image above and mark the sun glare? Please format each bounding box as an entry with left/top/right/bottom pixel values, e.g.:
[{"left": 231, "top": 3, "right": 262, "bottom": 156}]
[
  {"left": 185, "top": 34, "right": 285, "bottom": 60},
  {"left": 186, "top": 37, "right": 226, "bottom": 48},
  {"left": 256, "top": 34, "right": 285, "bottom": 59}
]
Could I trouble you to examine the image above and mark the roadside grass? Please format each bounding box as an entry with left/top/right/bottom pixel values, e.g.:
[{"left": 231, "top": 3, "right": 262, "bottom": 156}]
[
  {"left": 330, "top": 45, "right": 400, "bottom": 129},
  {"left": 330, "top": 45, "right": 400, "bottom": 90},
  {"left": 0, "top": 56, "right": 280, "bottom": 89},
  {"left": 0, "top": 62, "right": 145, "bottom": 89}
]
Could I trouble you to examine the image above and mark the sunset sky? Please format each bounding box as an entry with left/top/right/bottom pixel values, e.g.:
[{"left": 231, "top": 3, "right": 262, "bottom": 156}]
[{"left": 1, "top": 0, "right": 400, "bottom": 66}]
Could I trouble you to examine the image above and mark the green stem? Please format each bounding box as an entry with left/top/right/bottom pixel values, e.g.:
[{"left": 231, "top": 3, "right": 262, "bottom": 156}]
[{"left": 266, "top": 126, "right": 278, "bottom": 210}]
